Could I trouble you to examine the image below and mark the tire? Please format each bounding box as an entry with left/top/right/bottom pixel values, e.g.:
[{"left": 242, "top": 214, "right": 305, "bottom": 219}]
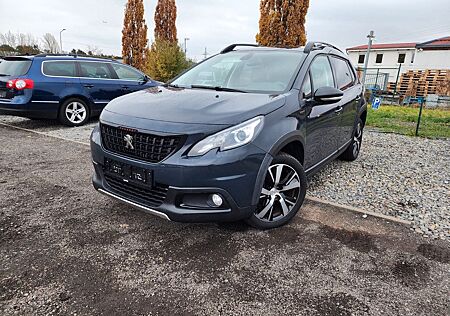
[
  {"left": 339, "top": 117, "right": 364, "bottom": 161},
  {"left": 59, "top": 98, "right": 90, "bottom": 127},
  {"left": 246, "top": 153, "right": 307, "bottom": 229}
]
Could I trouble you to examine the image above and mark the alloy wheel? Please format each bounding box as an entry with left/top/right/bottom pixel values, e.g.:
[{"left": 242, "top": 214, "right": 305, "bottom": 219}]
[
  {"left": 255, "top": 163, "right": 301, "bottom": 222},
  {"left": 65, "top": 101, "right": 87, "bottom": 124}
]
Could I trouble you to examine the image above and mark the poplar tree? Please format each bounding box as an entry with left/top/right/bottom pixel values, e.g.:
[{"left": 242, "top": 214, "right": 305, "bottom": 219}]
[
  {"left": 122, "top": 0, "right": 148, "bottom": 71},
  {"left": 147, "top": 0, "right": 191, "bottom": 82},
  {"left": 256, "top": 0, "right": 310, "bottom": 48},
  {"left": 154, "top": 0, "right": 178, "bottom": 43}
]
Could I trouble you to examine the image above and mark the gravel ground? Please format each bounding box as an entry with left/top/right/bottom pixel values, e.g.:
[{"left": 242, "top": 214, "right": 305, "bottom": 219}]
[
  {"left": 1, "top": 115, "right": 449, "bottom": 240},
  {"left": 309, "top": 132, "right": 450, "bottom": 241},
  {"left": 1, "top": 126, "right": 449, "bottom": 315},
  {"left": 0, "top": 116, "right": 95, "bottom": 144}
]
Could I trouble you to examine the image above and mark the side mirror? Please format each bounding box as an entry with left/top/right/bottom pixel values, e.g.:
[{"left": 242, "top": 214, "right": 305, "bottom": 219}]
[
  {"left": 142, "top": 75, "right": 150, "bottom": 83},
  {"left": 313, "top": 86, "right": 343, "bottom": 104}
]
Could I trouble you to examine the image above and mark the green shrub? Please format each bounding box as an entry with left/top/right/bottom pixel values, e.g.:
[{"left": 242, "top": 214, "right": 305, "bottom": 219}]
[{"left": 146, "top": 39, "right": 193, "bottom": 82}]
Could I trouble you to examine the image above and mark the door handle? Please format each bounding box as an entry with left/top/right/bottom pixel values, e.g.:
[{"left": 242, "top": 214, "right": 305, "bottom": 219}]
[
  {"left": 122, "top": 86, "right": 129, "bottom": 90},
  {"left": 335, "top": 106, "right": 343, "bottom": 114},
  {"left": 83, "top": 84, "right": 94, "bottom": 89}
]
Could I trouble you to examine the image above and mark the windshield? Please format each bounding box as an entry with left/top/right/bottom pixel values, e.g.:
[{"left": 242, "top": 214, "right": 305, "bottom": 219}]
[
  {"left": 172, "top": 50, "right": 304, "bottom": 94},
  {"left": 0, "top": 59, "right": 32, "bottom": 77}
]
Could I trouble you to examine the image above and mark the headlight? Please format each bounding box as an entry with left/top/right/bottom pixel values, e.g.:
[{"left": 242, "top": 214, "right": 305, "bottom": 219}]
[{"left": 188, "top": 116, "right": 264, "bottom": 157}]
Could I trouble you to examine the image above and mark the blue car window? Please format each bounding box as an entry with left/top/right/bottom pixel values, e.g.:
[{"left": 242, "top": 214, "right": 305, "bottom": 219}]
[
  {"left": 42, "top": 61, "right": 76, "bottom": 77},
  {"left": 111, "top": 64, "right": 143, "bottom": 81},
  {"left": 79, "top": 62, "right": 113, "bottom": 79}
]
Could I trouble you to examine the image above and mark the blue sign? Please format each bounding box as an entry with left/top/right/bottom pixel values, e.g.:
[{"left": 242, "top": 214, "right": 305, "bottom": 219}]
[{"left": 372, "top": 97, "right": 382, "bottom": 110}]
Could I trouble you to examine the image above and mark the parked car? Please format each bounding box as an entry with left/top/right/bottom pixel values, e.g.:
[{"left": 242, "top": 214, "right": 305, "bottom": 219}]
[
  {"left": 0, "top": 54, "right": 158, "bottom": 126},
  {"left": 91, "top": 42, "right": 367, "bottom": 229}
]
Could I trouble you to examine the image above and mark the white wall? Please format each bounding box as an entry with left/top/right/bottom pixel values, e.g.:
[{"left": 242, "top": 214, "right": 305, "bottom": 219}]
[
  {"left": 347, "top": 48, "right": 450, "bottom": 82},
  {"left": 414, "top": 50, "right": 450, "bottom": 69},
  {"left": 347, "top": 48, "right": 416, "bottom": 81}
]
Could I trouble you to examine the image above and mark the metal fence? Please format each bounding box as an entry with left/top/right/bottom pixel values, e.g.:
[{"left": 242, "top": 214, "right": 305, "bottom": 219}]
[{"left": 357, "top": 66, "right": 450, "bottom": 108}]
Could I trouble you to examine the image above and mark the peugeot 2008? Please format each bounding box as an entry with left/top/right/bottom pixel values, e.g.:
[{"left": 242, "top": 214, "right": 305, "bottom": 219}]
[{"left": 91, "top": 42, "right": 367, "bottom": 229}]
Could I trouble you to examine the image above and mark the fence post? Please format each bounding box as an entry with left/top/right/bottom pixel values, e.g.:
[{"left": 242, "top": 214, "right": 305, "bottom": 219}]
[
  {"left": 393, "top": 64, "right": 402, "bottom": 103},
  {"left": 374, "top": 68, "right": 380, "bottom": 90},
  {"left": 415, "top": 98, "right": 424, "bottom": 136}
]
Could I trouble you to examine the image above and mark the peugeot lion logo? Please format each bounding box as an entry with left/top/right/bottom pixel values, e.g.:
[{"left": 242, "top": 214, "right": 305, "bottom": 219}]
[{"left": 124, "top": 134, "right": 134, "bottom": 150}]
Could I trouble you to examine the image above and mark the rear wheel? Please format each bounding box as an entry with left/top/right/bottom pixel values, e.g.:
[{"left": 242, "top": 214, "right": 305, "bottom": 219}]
[
  {"left": 59, "top": 98, "right": 90, "bottom": 126},
  {"left": 246, "top": 153, "right": 307, "bottom": 229},
  {"left": 339, "top": 118, "right": 364, "bottom": 161}
]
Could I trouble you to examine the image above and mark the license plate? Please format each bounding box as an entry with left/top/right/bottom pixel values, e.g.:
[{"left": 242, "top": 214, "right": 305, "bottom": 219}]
[
  {"left": 0, "top": 91, "right": 6, "bottom": 98},
  {"left": 104, "top": 158, "right": 153, "bottom": 187}
]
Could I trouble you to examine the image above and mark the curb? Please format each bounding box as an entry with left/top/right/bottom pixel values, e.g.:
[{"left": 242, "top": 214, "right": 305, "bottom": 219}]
[
  {"left": 305, "top": 196, "right": 412, "bottom": 226},
  {"left": 0, "top": 122, "right": 90, "bottom": 146}
]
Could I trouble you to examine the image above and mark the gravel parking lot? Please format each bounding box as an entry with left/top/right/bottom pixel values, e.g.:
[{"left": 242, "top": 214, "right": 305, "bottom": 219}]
[
  {"left": 1, "top": 115, "right": 449, "bottom": 241},
  {"left": 1, "top": 125, "right": 449, "bottom": 315}
]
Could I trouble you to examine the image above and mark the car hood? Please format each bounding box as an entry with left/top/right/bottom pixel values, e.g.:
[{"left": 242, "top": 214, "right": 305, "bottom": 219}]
[{"left": 102, "top": 86, "right": 286, "bottom": 125}]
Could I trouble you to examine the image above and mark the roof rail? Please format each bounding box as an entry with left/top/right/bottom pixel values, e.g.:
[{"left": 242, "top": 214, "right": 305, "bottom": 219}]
[
  {"left": 303, "top": 42, "right": 344, "bottom": 54},
  {"left": 221, "top": 43, "right": 260, "bottom": 54},
  {"left": 34, "top": 53, "right": 118, "bottom": 61},
  {"left": 35, "top": 53, "right": 79, "bottom": 58}
]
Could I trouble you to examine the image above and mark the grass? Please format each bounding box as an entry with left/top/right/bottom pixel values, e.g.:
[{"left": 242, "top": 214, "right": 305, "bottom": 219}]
[{"left": 366, "top": 105, "right": 450, "bottom": 138}]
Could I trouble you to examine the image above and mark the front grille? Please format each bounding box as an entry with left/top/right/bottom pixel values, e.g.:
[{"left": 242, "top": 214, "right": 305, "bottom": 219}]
[
  {"left": 101, "top": 124, "right": 183, "bottom": 163},
  {"left": 104, "top": 174, "right": 168, "bottom": 207}
]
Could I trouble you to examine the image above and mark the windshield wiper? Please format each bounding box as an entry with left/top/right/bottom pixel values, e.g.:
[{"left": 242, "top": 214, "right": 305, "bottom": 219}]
[
  {"left": 163, "top": 83, "right": 184, "bottom": 89},
  {"left": 190, "top": 85, "right": 247, "bottom": 93},
  {"left": 0, "top": 74, "right": 11, "bottom": 77}
]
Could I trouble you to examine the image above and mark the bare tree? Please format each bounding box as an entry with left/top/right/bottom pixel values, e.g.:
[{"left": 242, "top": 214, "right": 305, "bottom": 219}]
[
  {"left": 0, "top": 32, "right": 39, "bottom": 48},
  {"left": 41, "top": 33, "right": 60, "bottom": 53},
  {"left": 87, "top": 45, "right": 103, "bottom": 56},
  {"left": 17, "top": 33, "right": 39, "bottom": 47},
  {"left": 0, "top": 31, "right": 17, "bottom": 47}
]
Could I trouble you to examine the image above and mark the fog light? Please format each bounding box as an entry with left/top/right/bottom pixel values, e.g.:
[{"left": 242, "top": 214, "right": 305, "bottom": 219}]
[{"left": 210, "top": 194, "right": 223, "bottom": 207}]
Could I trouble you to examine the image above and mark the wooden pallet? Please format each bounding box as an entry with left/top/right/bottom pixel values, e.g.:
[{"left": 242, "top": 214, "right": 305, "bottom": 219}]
[{"left": 388, "top": 69, "right": 450, "bottom": 97}]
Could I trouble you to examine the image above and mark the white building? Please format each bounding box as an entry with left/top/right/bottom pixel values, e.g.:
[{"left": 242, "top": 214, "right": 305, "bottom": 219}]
[{"left": 346, "top": 36, "right": 450, "bottom": 83}]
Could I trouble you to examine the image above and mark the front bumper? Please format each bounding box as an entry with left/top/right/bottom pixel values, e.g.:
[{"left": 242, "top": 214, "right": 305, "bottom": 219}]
[{"left": 91, "top": 124, "right": 272, "bottom": 223}]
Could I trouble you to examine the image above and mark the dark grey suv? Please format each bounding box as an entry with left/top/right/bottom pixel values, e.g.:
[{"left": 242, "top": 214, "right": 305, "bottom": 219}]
[{"left": 91, "top": 42, "right": 367, "bottom": 229}]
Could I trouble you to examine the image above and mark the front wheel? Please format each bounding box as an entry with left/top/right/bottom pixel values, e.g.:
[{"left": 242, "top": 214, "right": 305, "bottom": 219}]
[
  {"left": 246, "top": 153, "right": 307, "bottom": 229},
  {"left": 339, "top": 118, "right": 364, "bottom": 161}
]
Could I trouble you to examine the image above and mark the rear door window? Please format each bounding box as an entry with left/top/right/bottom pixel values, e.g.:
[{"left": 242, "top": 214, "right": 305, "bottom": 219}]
[
  {"left": 42, "top": 61, "right": 77, "bottom": 77},
  {"left": 330, "top": 57, "right": 354, "bottom": 90},
  {"left": 0, "top": 59, "right": 32, "bottom": 76},
  {"left": 78, "top": 62, "right": 113, "bottom": 79},
  {"left": 111, "top": 63, "right": 143, "bottom": 81},
  {"left": 310, "top": 55, "right": 335, "bottom": 90}
]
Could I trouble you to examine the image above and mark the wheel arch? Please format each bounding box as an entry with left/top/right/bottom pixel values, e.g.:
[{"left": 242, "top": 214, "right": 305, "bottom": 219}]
[
  {"left": 252, "top": 133, "right": 305, "bottom": 206},
  {"left": 58, "top": 94, "right": 92, "bottom": 118},
  {"left": 360, "top": 110, "right": 367, "bottom": 127},
  {"left": 268, "top": 132, "right": 305, "bottom": 166}
]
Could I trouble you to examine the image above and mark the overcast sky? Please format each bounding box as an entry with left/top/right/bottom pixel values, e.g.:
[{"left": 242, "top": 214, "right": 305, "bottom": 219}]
[{"left": 1, "top": 0, "right": 449, "bottom": 60}]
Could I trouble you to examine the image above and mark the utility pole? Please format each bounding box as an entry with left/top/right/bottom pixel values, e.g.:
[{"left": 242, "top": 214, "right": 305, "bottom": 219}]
[
  {"left": 59, "top": 28, "right": 66, "bottom": 53},
  {"left": 202, "top": 47, "right": 208, "bottom": 59},
  {"left": 361, "top": 30, "right": 375, "bottom": 88},
  {"left": 184, "top": 37, "right": 190, "bottom": 55}
]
